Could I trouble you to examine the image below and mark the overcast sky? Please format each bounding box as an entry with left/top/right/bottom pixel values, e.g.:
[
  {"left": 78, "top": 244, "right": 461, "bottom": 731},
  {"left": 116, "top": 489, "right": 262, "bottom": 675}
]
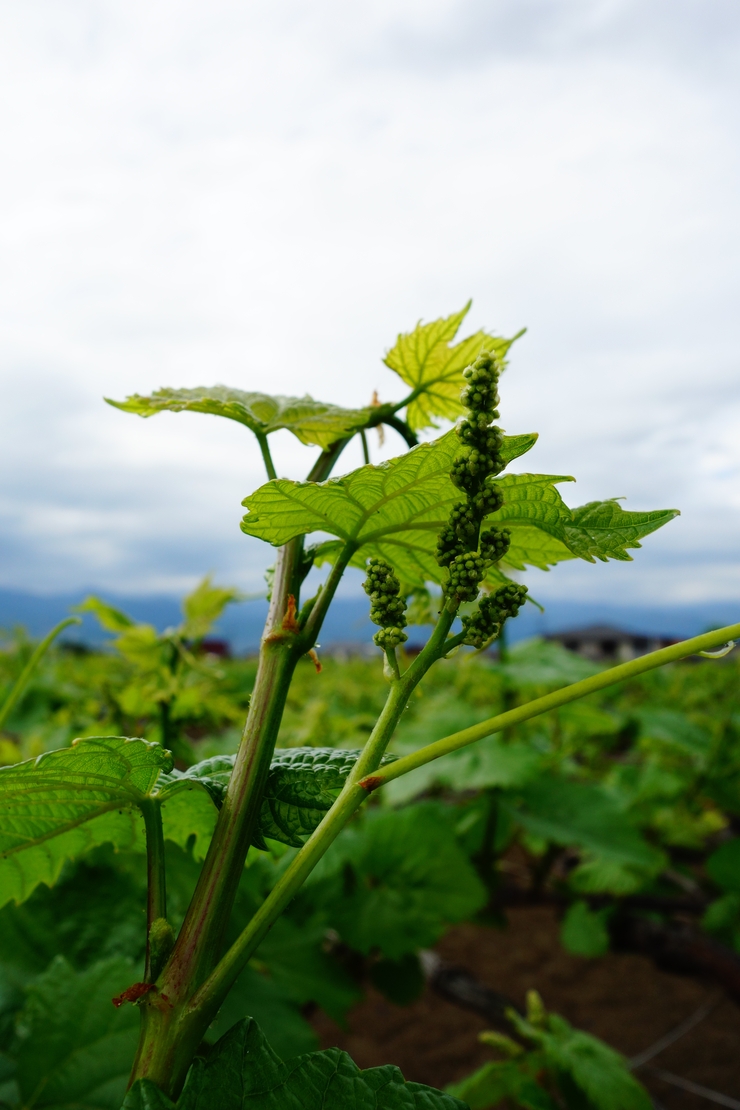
[{"left": 1, "top": 0, "right": 739, "bottom": 609}]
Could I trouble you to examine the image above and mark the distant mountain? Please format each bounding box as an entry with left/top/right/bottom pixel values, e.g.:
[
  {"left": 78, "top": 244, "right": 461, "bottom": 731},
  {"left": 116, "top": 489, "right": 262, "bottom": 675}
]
[{"left": 1, "top": 588, "right": 737, "bottom": 655}]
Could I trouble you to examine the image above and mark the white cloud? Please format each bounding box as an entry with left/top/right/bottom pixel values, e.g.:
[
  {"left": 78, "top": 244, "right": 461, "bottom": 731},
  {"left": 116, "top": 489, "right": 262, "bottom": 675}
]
[{"left": 0, "top": 0, "right": 738, "bottom": 607}]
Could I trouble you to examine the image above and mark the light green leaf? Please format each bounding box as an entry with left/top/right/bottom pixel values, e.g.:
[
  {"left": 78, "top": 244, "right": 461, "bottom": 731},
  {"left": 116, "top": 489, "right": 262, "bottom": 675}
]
[
  {"left": 563, "top": 500, "right": 680, "bottom": 563},
  {"left": 384, "top": 303, "right": 523, "bottom": 431},
  {"left": 181, "top": 576, "right": 242, "bottom": 641},
  {"left": 0, "top": 810, "right": 144, "bottom": 911},
  {"left": 560, "top": 901, "right": 611, "bottom": 958},
  {"left": 241, "top": 434, "right": 550, "bottom": 588},
  {"left": 125, "top": 1017, "right": 467, "bottom": 1110},
  {"left": 499, "top": 527, "right": 575, "bottom": 572},
  {"left": 447, "top": 1060, "right": 557, "bottom": 1110},
  {"left": 240, "top": 432, "right": 461, "bottom": 583},
  {"left": 76, "top": 597, "right": 135, "bottom": 633},
  {"left": 106, "top": 386, "right": 372, "bottom": 449},
  {"left": 0, "top": 737, "right": 170, "bottom": 857},
  {"left": 491, "top": 473, "right": 575, "bottom": 536},
  {"left": 510, "top": 1012, "right": 652, "bottom": 1110},
  {"left": 567, "top": 857, "right": 652, "bottom": 896},
  {"left": 16, "top": 956, "right": 139, "bottom": 1110}
]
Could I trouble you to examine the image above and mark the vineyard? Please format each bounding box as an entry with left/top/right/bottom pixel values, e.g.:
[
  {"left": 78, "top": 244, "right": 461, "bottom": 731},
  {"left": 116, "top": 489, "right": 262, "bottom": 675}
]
[{"left": 1, "top": 607, "right": 739, "bottom": 1107}]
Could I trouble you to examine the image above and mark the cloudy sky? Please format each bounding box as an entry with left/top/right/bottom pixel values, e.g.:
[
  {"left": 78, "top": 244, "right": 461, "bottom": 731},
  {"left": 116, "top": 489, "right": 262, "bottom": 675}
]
[{"left": 1, "top": 0, "right": 739, "bottom": 609}]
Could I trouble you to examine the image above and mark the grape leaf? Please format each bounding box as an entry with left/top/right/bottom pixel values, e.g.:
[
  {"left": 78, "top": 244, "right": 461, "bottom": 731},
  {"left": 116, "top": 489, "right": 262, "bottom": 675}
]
[
  {"left": 384, "top": 303, "right": 523, "bottom": 431},
  {"left": 241, "top": 433, "right": 545, "bottom": 587},
  {"left": 508, "top": 1010, "right": 652, "bottom": 1110},
  {"left": 499, "top": 526, "right": 576, "bottom": 572},
  {"left": 180, "top": 576, "right": 243, "bottom": 640},
  {"left": 125, "top": 1017, "right": 467, "bottom": 1110},
  {"left": 15, "top": 956, "right": 139, "bottom": 1110},
  {"left": 168, "top": 748, "right": 397, "bottom": 851},
  {"left": 491, "top": 473, "right": 575, "bottom": 536},
  {"left": 563, "top": 500, "right": 680, "bottom": 563},
  {"left": 252, "top": 747, "right": 397, "bottom": 849},
  {"left": 0, "top": 810, "right": 144, "bottom": 911},
  {"left": 560, "top": 901, "right": 611, "bottom": 958},
  {"left": 0, "top": 737, "right": 169, "bottom": 857},
  {"left": 447, "top": 1060, "right": 557, "bottom": 1110},
  {"left": 106, "top": 387, "right": 373, "bottom": 449},
  {"left": 309, "top": 805, "right": 487, "bottom": 958},
  {"left": 510, "top": 779, "right": 664, "bottom": 870}
]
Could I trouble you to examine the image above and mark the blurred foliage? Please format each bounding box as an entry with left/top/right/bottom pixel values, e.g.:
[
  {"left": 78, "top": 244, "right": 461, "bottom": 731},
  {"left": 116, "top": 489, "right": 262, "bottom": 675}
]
[{"left": 1, "top": 612, "right": 740, "bottom": 1101}]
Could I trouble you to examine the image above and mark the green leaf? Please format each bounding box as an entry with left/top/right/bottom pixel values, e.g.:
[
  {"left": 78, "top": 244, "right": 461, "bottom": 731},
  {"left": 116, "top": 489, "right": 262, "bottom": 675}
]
[
  {"left": 0, "top": 850, "right": 149, "bottom": 973},
  {"left": 520, "top": 1013, "right": 652, "bottom": 1110},
  {"left": 567, "top": 857, "right": 651, "bottom": 896},
  {"left": 447, "top": 1060, "right": 557, "bottom": 1110},
  {"left": 510, "top": 779, "right": 664, "bottom": 869},
  {"left": 0, "top": 737, "right": 226, "bottom": 902},
  {"left": 0, "top": 811, "right": 144, "bottom": 911},
  {"left": 560, "top": 901, "right": 611, "bottom": 958},
  {"left": 500, "top": 639, "right": 602, "bottom": 687},
  {"left": 563, "top": 500, "right": 680, "bottom": 563},
  {"left": 126, "top": 1017, "right": 467, "bottom": 1110},
  {"left": 253, "top": 747, "right": 396, "bottom": 849},
  {"left": 492, "top": 473, "right": 575, "bottom": 537},
  {"left": 499, "top": 527, "right": 576, "bottom": 572},
  {"left": 706, "top": 838, "right": 740, "bottom": 893},
  {"left": 16, "top": 956, "right": 139, "bottom": 1110},
  {"left": 170, "top": 748, "right": 397, "bottom": 851},
  {"left": 76, "top": 597, "right": 135, "bottom": 633},
  {"left": 106, "top": 387, "right": 373, "bottom": 449},
  {"left": 383, "top": 303, "right": 523, "bottom": 431},
  {"left": 310, "top": 805, "right": 487, "bottom": 958},
  {"left": 206, "top": 964, "right": 319, "bottom": 1061},
  {"left": 0, "top": 737, "right": 169, "bottom": 858},
  {"left": 181, "top": 576, "right": 242, "bottom": 640},
  {"left": 242, "top": 434, "right": 549, "bottom": 588},
  {"left": 253, "top": 917, "right": 361, "bottom": 1024},
  {"left": 634, "top": 708, "right": 711, "bottom": 759}
]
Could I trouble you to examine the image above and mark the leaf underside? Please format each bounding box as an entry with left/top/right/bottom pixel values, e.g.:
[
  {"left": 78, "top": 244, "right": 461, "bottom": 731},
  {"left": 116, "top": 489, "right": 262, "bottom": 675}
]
[{"left": 106, "top": 387, "right": 374, "bottom": 449}]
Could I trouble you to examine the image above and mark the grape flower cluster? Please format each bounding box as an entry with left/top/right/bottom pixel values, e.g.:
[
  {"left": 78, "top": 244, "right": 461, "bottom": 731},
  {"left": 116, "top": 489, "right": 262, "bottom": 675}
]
[
  {"left": 435, "top": 350, "right": 528, "bottom": 644},
  {"left": 363, "top": 556, "right": 408, "bottom": 650}
]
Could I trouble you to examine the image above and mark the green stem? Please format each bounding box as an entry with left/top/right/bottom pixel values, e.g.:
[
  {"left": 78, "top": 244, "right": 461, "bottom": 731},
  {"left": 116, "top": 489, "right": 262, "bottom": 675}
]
[
  {"left": 187, "top": 604, "right": 460, "bottom": 1022},
  {"left": 157, "top": 539, "right": 305, "bottom": 995},
  {"left": 298, "top": 543, "right": 357, "bottom": 650},
  {"left": 186, "top": 677, "right": 411, "bottom": 1022},
  {"left": 256, "top": 433, "right": 277, "bottom": 481},
  {"left": 0, "top": 617, "right": 80, "bottom": 732},
  {"left": 360, "top": 430, "right": 370, "bottom": 464},
  {"left": 360, "top": 622, "right": 740, "bottom": 791},
  {"left": 141, "top": 799, "right": 167, "bottom": 981}
]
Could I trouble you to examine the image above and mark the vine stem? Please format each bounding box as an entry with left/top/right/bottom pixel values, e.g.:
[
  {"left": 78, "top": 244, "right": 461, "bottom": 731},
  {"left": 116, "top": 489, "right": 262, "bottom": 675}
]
[
  {"left": 360, "top": 621, "right": 740, "bottom": 790},
  {"left": 0, "top": 617, "right": 80, "bottom": 731},
  {"left": 255, "top": 433, "right": 277, "bottom": 481},
  {"left": 186, "top": 607, "right": 458, "bottom": 1022},
  {"left": 140, "top": 799, "right": 167, "bottom": 981}
]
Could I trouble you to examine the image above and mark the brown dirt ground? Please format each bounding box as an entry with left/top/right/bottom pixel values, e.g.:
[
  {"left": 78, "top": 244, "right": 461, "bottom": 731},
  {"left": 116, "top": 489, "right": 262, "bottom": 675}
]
[{"left": 311, "top": 906, "right": 740, "bottom": 1109}]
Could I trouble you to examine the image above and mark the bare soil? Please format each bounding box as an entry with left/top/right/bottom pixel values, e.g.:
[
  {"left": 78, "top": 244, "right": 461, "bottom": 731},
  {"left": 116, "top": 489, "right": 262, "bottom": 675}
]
[{"left": 312, "top": 906, "right": 740, "bottom": 1109}]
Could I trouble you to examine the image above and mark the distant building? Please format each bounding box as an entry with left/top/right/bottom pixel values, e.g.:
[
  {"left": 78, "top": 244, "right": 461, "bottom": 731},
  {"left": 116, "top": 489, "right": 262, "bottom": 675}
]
[{"left": 545, "top": 624, "right": 676, "bottom": 663}]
